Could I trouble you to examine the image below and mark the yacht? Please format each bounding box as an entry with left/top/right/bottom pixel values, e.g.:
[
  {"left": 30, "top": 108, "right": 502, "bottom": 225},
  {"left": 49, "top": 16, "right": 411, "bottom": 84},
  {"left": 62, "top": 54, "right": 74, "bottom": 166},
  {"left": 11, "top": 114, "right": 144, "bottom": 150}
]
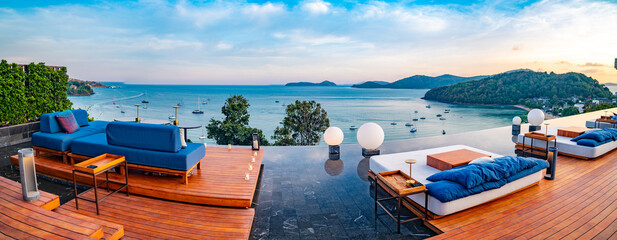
[
  {"left": 420, "top": 117, "right": 426, "bottom": 120},
  {"left": 410, "top": 128, "right": 417, "bottom": 133},
  {"left": 349, "top": 126, "right": 358, "bottom": 130},
  {"left": 442, "top": 130, "right": 446, "bottom": 135},
  {"left": 390, "top": 122, "right": 397, "bottom": 125},
  {"left": 141, "top": 91, "right": 149, "bottom": 103},
  {"left": 436, "top": 114, "right": 442, "bottom": 117},
  {"left": 120, "top": 105, "right": 125, "bottom": 113},
  {"left": 405, "top": 123, "right": 413, "bottom": 127},
  {"left": 192, "top": 97, "right": 204, "bottom": 114},
  {"left": 426, "top": 105, "right": 431, "bottom": 108},
  {"left": 444, "top": 109, "right": 450, "bottom": 113},
  {"left": 440, "top": 117, "right": 446, "bottom": 120}
]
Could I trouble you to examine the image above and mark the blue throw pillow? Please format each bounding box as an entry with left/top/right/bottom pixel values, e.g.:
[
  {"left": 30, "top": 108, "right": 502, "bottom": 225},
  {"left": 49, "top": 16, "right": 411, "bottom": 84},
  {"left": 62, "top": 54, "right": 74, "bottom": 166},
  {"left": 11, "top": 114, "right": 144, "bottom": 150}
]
[
  {"left": 576, "top": 138, "right": 605, "bottom": 147},
  {"left": 493, "top": 156, "right": 538, "bottom": 178},
  {"left": 571, "top": 130, "right": 612, "bottom": 142},
  {"left": 427, "top": 163, "right": 505, "bottom": 189}
]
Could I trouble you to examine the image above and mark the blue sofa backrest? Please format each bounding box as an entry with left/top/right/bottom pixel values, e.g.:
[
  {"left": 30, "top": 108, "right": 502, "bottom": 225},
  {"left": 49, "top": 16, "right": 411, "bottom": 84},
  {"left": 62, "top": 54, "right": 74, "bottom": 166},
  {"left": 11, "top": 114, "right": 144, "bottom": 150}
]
[
  {"left": 40, "top": 109, "right": 90, "bottom": 133},
  {"left": 106, "top": 121, "right": 182, "bottom": 153}
]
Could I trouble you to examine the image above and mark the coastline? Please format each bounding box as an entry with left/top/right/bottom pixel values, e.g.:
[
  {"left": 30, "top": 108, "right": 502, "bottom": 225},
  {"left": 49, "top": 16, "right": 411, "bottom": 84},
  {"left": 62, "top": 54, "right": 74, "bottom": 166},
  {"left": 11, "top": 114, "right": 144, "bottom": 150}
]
[{"left": 512, "top": 104, "right": 558, "bottom": 119}]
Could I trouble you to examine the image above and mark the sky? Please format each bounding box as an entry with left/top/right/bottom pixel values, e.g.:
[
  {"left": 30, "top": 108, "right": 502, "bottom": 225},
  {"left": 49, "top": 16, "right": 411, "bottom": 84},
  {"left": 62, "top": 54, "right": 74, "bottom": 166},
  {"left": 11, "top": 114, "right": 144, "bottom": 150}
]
[{"left": 0, "top": 0, "right": 616, "bottom": 85}]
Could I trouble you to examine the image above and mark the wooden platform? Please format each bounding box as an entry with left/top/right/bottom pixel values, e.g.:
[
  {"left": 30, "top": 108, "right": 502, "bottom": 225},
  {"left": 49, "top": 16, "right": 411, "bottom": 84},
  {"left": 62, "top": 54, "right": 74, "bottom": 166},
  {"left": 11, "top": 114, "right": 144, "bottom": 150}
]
[
  {"left": 11, "top": 147, "right": 263, "bottom": 207},
  {"left": 427, "top": 149, "right": 617, "bottom": 239},
  {"left": 57, "top": 190, "right": 256, "bottom": 240},
  {"left": 0, "top": 176, "right": 124, "bottom": 240}
]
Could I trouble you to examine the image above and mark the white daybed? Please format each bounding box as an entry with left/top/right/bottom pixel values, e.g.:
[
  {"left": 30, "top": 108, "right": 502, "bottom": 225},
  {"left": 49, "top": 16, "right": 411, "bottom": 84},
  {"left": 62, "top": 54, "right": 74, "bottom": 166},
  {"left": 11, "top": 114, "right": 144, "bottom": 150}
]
[
  {"left": 369, "top": 145, "right": 543, "bottom": 216},
  {"left": 585, "top": 119, "right": 616, "bottom": 129},
  {"left": 516, "top": 128, "right": 617, "bottom": 159}
]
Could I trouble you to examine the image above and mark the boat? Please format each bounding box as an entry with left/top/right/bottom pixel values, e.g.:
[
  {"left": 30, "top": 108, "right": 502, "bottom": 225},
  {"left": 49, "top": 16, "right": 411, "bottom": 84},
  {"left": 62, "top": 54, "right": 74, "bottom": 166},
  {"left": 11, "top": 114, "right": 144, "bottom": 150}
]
[
  {"left": 192, "top": 97, "right": 204, "bottom": 114},
  {"left": 420, "top": 117, "right": 426, "bottom": 120},
  {"left": 390, "top": 122, "right": 397, "bottom": 125},
  {"left": 116, "top": 105, "right": 120, "bottom": 108},
  {"left": 442, "top": 130, "right": 446, "bottom": 135},
  {"left": 440, "top": 117, "right": 446, "bottom": 120},
  {"left": 350, "top": 126, "right": 358, "bottom": 130},
  {"left": 168, "top": 116, "right": 175, "bottom": 120},
  {"left": 141, "top": 91, "right": 149, "bottom": 103},
  {"left": 143, "top": 105, "right": 148, "bottom": 109},
  {"left": 275, "top": 100, "right": 280, "bottom": 103},
  {"left": 120, "top": 105, "right": 125, "bottom": 113},
  {"left": 410, "top": 128, "right": 417, "bottom": 133},
  {"left": 113, "top": 97, "right": 116, "bottom": 105},
  {"left": 199, "top": 128, "right": 206, "bottom": 139},
  {"left": 426, "top": 105, "right": 431, "bottom": 108},
  {"left": 436, "top": 114, "right": 442, "bottom": 117},
  {"left": 444, "top": 109, "right": 450, "bottom": 113},
  {"left": 405, "top": 123, "right": 413, "bottom": 126},
  {"left": 413, "top": 118, "right": 419, "bottom": 121},
  {"left": 177, "top": 99, "right": 183, "bottom": 106},
  {"left": 202, "top": 101, "right": 207, "bottom": 104},
  {"left": 412, "top": 111, "right": 419, "bottom": 121}
]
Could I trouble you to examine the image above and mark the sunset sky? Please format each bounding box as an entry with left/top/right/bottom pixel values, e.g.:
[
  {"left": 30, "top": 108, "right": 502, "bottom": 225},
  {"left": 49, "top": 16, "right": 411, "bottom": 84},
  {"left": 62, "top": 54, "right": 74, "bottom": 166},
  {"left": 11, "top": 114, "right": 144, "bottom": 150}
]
[{"left": 1, "top": 0, "right": 616, "bottom": 84}]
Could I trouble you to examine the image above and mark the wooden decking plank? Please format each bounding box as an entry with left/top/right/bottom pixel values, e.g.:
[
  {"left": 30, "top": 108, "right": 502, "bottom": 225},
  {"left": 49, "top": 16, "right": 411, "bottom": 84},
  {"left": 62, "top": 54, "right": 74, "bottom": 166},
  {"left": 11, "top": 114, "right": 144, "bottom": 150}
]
[
  {"left": 53, "top": 208, "right": 124, "bottom": 240},
  {"left": 0, "top": 176, "right": 60, "bottom": 210}
]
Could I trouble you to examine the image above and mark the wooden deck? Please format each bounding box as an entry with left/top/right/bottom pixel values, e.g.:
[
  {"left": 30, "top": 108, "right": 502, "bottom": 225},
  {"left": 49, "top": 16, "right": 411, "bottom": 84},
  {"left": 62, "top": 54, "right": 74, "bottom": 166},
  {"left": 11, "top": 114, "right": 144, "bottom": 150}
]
[
  {"left": 57, "top": 190, "right": 256, "bottom": 240},
  {"left": 0, "top": 176, "right": 124, "bottom": 240},
  {"left": 427, "top": 149, "right": 617, "bottom": 239},
  {"left": 10, "top": 147, "right": 263, "bottom": 207}
]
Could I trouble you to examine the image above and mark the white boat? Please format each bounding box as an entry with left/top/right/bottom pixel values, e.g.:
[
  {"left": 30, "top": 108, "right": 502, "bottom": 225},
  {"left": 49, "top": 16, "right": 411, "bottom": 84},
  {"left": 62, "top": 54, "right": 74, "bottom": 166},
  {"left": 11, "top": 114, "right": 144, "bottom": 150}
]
[
  {"left": 192, "top": 97, "right": 204, "bottom": 114},
  {"left": 440, "top": 117, "right": 446, "bottom": 120},
  {"left": 410, "top": 128, "right": 417, "bottom": 133},
  {"left": 426, "top": 105, "right": 431, "bottom": 108},
  {"left": 199, "top": 128, "right": 206, "bottom": 139},
  {"left": 444, "top": 109, "right": 450, "bottom": 113},
  {"left": 350, "top": 126, "right": 358, "bottom": 130},
  {"left": 120, "top": 105, "right": 125, "bottom": 113},
  {"left": 405, "top": 123, "right": 413, "bottom": 127}
]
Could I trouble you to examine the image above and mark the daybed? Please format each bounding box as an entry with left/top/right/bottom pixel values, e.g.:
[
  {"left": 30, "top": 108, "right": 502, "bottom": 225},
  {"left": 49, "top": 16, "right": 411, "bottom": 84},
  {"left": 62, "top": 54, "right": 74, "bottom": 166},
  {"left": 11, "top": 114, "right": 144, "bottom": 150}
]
[
  {"left": 32, "top": 109, "right": 109, "bottom": 164},
  {"left": 70, "top": 121, "right": 205, "bottom": 184},
  {"left": 516, "top": 128, "right": 617, "bottom": 159},
  {"left": 586, "top": 119, "right": 617, "bottom": 129},
  {"left": 370, "top": 145, "right": 547, "bottom": 217}
]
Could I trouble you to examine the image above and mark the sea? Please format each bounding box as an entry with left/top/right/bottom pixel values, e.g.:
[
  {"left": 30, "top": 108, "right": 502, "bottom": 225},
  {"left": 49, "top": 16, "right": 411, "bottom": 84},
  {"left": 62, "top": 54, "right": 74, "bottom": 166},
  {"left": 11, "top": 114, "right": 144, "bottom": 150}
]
[{"left": 68, "top": 84, "right": 525, "bottom": 145}]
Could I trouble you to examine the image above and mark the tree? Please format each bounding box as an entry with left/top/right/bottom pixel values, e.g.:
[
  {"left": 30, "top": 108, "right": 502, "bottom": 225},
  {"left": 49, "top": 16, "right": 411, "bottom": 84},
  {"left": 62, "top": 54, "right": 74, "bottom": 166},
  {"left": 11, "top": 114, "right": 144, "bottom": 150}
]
[
  {"left": 206, "top": 95, "right": 269, "bottom": 145},
  {"left": 272, "top": 100, "right": 330, "bottom": 146}
]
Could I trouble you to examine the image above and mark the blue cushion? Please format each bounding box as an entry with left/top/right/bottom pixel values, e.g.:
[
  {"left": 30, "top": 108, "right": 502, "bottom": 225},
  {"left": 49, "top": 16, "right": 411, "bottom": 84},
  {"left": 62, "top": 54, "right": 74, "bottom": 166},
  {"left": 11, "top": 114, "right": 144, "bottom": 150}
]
[
  {"left": 71, "top": 133, "right": 205, "bottom": 171},
  {"left": 426, "top": 179, "right": 506, "bottom": 203},
  {"left": 39, "top": 112, "right": 63, "bottom": 133},
  {"left": 506, "top": 159, "right": 549, "bottom": 183},
  {"left": 493, "top": 156, "right": 538, "bottom": 178},
  {"left": 571, "top": 130, "right": 613, "bottom": 142},
  {"left": 576, "top": 138, "right": 607, "bottom": 147},
  {"left": 55, "top": 111, "right": 80, "bottom": 133},
  {"left": 106, "top": 121, "right": 181, "bottom": 153},
  {"left": 32, "top": 120, "right": 108, "bottom": 151},
  {"left": 71, "top": 109, "right": 89, "bottom": 126},
  {"left": 427, "top": 163, "right": 506, "bottom": 189}
]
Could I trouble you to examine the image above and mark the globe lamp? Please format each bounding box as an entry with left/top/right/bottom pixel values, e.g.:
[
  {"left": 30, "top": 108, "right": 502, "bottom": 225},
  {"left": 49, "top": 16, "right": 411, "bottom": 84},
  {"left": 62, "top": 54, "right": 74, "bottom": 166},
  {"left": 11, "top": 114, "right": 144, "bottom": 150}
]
[
  {"left": 512, "top": 116, "right": 522, "bottom": 135},
  {"left": 357, "top": 122, "right": 384, "bottom": 156},
  {"left": 527, "top": 109, "right": 545, "bottom": 132},
  {"left": 324, "top": 127, "right": 344, "bottom": 160}
]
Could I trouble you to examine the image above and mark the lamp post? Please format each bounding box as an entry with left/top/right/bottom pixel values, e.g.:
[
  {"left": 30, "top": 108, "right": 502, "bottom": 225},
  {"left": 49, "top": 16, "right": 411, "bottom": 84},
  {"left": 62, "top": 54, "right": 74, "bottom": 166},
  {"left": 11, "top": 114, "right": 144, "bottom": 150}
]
[
  {"left": 512, "top": 116, "right": 522, "bottom": 135},
  {"left": 357, "top": 122, "right": 384, "bottom": 157},
  {"left": 527, "top": 109, "right": 545, "bottom": 132},
  {"left": 173, "top": 106, "right": 179, "bottom": 126},
  {"left": 324, "top": 127, "right": 344, "bottom": 160},
  {"left": 135, "top": 104, "right": 141, "bottom": 122}
]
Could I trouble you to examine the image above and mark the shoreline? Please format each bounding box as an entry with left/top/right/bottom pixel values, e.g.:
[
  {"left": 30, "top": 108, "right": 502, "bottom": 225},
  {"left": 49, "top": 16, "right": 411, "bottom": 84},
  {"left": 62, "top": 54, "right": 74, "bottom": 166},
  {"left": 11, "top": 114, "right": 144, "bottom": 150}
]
[{"left": 512, "top": 105, "right": 558, "bottom": 119}]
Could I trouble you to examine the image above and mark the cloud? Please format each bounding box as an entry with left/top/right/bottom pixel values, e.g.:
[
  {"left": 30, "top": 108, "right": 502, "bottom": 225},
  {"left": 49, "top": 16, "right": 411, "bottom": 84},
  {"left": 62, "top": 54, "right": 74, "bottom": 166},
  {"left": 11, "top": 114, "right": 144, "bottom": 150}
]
[
  {"left": 175, "top": 1, "right": 232, "bottom": 28},
  {"left": 216, "top": 42, "right": 233, "bottom": 50},
  {"left": 301, "top": 0, "right": 331, "bottom": 15},
  {"left": 579, "top": 62, "right": 606, "bottom": 67},
  {"left": 274, "top": 30, "right": 352, "bottom": 45},
  {"left": 243, "top": 2, "right": 284, "bottom": 17}
]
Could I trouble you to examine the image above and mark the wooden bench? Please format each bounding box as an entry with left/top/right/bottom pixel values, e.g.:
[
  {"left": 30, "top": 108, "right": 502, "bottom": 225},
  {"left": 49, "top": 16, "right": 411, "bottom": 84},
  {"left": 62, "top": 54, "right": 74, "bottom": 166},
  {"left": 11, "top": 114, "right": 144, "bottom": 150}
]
[{"left": 33, "top": 146, "right": 71, "bottom": 164}]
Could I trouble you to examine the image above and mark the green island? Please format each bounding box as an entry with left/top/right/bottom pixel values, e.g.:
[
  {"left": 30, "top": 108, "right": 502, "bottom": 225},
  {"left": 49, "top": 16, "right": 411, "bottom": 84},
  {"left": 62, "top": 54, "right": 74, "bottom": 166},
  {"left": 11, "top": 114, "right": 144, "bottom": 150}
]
[
  {"left": 67, "top": 78, "right": 114, "bottom": 96},
  {"left": 424, "top": 71, "right": 615, "bottom": 116},
  {"left": 285, "top": 80, "right": 336, "bottom": 86},
  {"left": 352, "top": 74, "right": 487, "bottom": 89}
]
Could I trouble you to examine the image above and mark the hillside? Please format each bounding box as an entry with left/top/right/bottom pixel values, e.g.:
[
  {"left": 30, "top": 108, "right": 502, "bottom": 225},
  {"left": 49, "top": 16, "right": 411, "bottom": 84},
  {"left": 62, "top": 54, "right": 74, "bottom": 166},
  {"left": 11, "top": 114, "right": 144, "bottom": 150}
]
[
  {"left": 423, "top": 71, "right": 613, "bottom": 105},
  {"left": 352, "top": 74, "right": 487, "bottom": 89},
  {"left": 67, "top": 78, "right": 109, "bottom": 95},
  {"left": 285, "top": 80, "right": 336, "bottom": 87}
]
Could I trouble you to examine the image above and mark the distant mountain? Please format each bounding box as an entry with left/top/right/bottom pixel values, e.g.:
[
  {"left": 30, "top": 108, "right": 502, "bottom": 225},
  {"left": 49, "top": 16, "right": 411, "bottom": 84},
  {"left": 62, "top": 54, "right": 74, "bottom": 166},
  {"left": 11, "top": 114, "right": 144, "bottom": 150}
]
[
  {"left": 285, "top": 80, "right": 337, "bottom": 87},
  {"left": 423, "top": 71, "right": 613, "bottom": 105},
  {"left": 352, "top": 74, "right": 487, "bottom": 89}
]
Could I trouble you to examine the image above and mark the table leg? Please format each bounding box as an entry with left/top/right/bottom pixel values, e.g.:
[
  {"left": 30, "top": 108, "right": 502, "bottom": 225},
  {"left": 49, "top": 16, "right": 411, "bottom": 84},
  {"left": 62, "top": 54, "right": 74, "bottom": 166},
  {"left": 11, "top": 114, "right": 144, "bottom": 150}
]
[
  {"left": 93, "top": 174, "right": 99, "bottom": 215},
  {"left": 425, "top": 193, "right": 428, "bottom": 221},
  {"left": 125, "top": 162, "right": 130, "bottom": 197},
  {"left": 374, "top": 178, "right": 378, "bottom": 213},
  {"left": 106, "top": 171, "right": 110, "bottom": 192},
  {"left": 397, "top": 196, "right": 401, "bottom": 234},
  {"left": 73, "top": 170, "right": 78, "bottom": 210}
]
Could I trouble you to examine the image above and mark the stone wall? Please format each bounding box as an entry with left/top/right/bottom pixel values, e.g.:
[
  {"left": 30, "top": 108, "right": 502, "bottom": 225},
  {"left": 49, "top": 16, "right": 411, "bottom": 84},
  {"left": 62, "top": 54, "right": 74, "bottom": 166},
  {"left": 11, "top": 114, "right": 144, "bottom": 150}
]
[{"left": 0, "top": 121, "right": 39, "bottom": 148}]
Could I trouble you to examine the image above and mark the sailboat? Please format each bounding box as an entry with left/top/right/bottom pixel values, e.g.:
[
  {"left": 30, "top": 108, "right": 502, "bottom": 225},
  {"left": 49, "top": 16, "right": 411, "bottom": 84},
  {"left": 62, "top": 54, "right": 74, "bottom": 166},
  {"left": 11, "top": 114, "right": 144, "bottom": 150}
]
[
  {"left": 426, "top": 105, "right": 431, "bottom": 108},
  {"left": 412, "top": 110, "right": 419, "bottom": 121},
  {"left": 349, "top": 126, "right": 358, "bottom": 130},
  {"left": 177, "top": 99, "right": 183, "bottom": 106},
  {"left": 192, "top": 97, "right": 204, "bottom": 114},
  {"left": 410, "top": 127, "right": 417, "bottom": 133},
  {"left": 199, "top": 128, "right": 206, "bottom": 139},
  {"left": 405, "top": 113, "right": 413, "bottom": 126},
  {"left": 141, "top": 91, "right": 149, "bottom": 103},
  {"left": 444, "top": 109, "right": 450, "bottom": 113},
  {"left": 113, "top": 97, "right": 116, "bottom": 105},
  {"left": 120, "top": 105, "right": 125, "bottom": 113}
]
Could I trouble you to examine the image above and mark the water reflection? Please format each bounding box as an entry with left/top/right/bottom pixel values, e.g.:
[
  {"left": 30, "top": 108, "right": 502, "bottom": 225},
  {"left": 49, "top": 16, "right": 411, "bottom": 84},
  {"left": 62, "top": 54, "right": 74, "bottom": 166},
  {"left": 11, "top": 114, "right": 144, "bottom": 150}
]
[
  {"left": 357, "top": 157, "right": 370, "bottom": 182},
  {"left": 324, "top": 159, "right": 344, "bottom": 176}
]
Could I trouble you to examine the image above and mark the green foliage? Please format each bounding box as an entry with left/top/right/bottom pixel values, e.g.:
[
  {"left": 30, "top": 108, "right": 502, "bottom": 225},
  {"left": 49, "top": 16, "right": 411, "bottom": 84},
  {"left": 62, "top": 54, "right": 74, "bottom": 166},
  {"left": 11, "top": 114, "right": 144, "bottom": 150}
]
[
  {"left": 424, "top": 71, "right": 613, "bottom": 105},
  {"left": 67, "top": 80, "right": 94, "bottom": 95},
  {"left": 206, "top": 95, "right": 269, "bottom": 145},
  {"left": 353, "top": 74, "right": 486, "bottom": 89},
  {"left": 0, "top": 60, "right": 72, "bottom": 126},
  {"left": 584, "top": 103, "right": 617, "bottom": 113},
  {"left": 272, "top": 100, "right": 330, "bottom": 146},
  {"left": 560, "top": 106, "right": 580, "bottom": 116}
]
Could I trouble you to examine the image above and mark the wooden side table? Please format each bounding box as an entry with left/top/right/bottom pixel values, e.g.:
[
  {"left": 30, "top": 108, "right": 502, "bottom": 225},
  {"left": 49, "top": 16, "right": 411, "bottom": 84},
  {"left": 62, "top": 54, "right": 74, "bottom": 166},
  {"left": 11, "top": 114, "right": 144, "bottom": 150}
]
[
  {"left": 519, "top": 132, "right": 556, "bottom": 159},
  {"left": 372, "top": 170, "right": 428, "bottom": 234},
  {"left": 427, "top": 149, "right": 491, "bottom": 171},
  {"left": 557, "top": 126, "right": 587, "bottom": 138},
  {"left": 73, "top": 154, "right": 129, "bottom": 215}
]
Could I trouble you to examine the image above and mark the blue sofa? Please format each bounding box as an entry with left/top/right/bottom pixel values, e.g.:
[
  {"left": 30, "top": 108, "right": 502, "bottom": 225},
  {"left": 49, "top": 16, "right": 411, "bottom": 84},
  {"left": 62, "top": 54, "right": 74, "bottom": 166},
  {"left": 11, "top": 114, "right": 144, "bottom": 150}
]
[
  {"left": 32, "top": 109, "right": 108, "bottom": 163},
  {"left": 70, "top": 121, "right": 206, "bottom": 184}
]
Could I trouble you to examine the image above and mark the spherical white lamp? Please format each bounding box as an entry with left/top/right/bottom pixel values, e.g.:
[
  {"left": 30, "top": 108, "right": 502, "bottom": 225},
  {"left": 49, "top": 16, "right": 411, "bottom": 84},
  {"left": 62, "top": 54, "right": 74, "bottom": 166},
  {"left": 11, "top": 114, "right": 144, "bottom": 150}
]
[
  {"left": 512, "top": 116, "right": 522, "bottom": 135},
  {"left": 324, "top": 127, "right": 344, "bottom": 146},
  {"left": 527, "top": 109, "right": 545, "bottom": 131},
  {"left": 512, "top": 116, "right": 522, "bottom": 125},
  {"left": 357, "top": 122, "right": 384, "bottom": 156},
  {"left": 324, "top": 127, "right": 344, "bottom": 160}
]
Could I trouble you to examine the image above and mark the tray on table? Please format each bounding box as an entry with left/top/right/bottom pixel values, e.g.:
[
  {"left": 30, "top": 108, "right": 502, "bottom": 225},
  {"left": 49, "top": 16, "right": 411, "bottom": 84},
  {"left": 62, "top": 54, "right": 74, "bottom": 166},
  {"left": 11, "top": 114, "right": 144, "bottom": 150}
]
[{"left": 375, "top": 170, "right": 425, "bottom": 195}]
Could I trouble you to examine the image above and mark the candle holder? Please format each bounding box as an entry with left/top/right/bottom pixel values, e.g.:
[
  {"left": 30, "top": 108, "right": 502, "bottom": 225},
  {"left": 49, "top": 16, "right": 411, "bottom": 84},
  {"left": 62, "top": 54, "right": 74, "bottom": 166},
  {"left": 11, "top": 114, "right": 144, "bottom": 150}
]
[
  {"left": 544, "top": 123, "right": 551, "bottom": 136},
  {"left": 251, "top": 156, "right": 256, "bottom": 163},
  {"left": 244, "top": 172, "right": 250, "bottom": 181},
  {"left": 228, "top": 144, "right": 231, "bottom": 150},
  {"left": 251, "top": 133, "right": 260, "bottom": 150},
  {"left": 404, "top": 159, "right": 417, "bottom": 187},
  {"left": 18, "top": 148, "right": 40, "bottom": 202},
  {"left": 248, "top": 164, "right": 253, "bottom": 171}
]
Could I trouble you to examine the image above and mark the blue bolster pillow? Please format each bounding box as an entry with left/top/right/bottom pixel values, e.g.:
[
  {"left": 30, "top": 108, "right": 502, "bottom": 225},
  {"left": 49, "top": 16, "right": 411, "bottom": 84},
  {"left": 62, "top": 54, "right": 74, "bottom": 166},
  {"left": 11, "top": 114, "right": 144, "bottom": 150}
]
[
  {"left": 106, "top": 121, "right": 182, "bottom": 153},
  {"left": 427, "top": 163, "right": 505, "bottom": 189}
]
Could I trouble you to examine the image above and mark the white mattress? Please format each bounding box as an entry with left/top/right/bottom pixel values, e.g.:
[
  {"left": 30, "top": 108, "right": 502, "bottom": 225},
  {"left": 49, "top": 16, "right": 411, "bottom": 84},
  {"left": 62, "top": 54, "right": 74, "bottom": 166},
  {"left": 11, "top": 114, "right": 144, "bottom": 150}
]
[
  {"left": 370, "top": 145, "right": 543, "bottom": 216},
  {"left": 516, "top": 127, "right": 617, "bottom": 159}
]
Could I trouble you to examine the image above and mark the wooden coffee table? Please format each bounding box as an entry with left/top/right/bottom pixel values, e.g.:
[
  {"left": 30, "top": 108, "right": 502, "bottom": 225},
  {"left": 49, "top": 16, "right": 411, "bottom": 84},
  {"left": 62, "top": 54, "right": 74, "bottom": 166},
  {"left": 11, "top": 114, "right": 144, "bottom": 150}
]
[
  {"left": 557, "top": 126, "right": 588, "bottom": 138},
  {"left": 73, "top": 154, "right": 129, "bottom": 215},
  {"left": 427, "top": 149, "right": 491, "bottom": 171}
]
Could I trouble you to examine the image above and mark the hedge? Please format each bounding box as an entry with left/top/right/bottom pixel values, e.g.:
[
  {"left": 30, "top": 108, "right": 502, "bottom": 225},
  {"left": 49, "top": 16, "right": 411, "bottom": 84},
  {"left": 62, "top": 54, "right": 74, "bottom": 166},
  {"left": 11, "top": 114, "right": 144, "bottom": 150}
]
[{"left": 0, "top": 59, "right": 72, "bottom": 126}]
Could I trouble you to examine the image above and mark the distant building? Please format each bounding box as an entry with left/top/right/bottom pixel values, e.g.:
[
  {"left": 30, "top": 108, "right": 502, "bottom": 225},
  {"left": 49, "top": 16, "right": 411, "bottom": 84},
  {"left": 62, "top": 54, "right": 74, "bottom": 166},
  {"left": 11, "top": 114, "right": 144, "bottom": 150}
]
[
  {"left": 574, "top": 103, "right": 585, "bottom": 113},
  {"left": 13, "top": 64, "right": 63, "bottom": 71}
]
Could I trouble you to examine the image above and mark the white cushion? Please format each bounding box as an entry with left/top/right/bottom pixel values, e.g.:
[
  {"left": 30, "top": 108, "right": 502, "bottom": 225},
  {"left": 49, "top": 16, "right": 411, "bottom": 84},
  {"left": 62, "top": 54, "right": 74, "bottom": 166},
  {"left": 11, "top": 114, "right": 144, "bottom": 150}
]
[
  {"left": 517, "top": 127, "right": 617, "bottom": 159},
  {"left": 179, "top": 130, "right": 187, "bottom": 148},
  {"left": 469, "top": 156, "right": 495, "bottom": 164}
]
